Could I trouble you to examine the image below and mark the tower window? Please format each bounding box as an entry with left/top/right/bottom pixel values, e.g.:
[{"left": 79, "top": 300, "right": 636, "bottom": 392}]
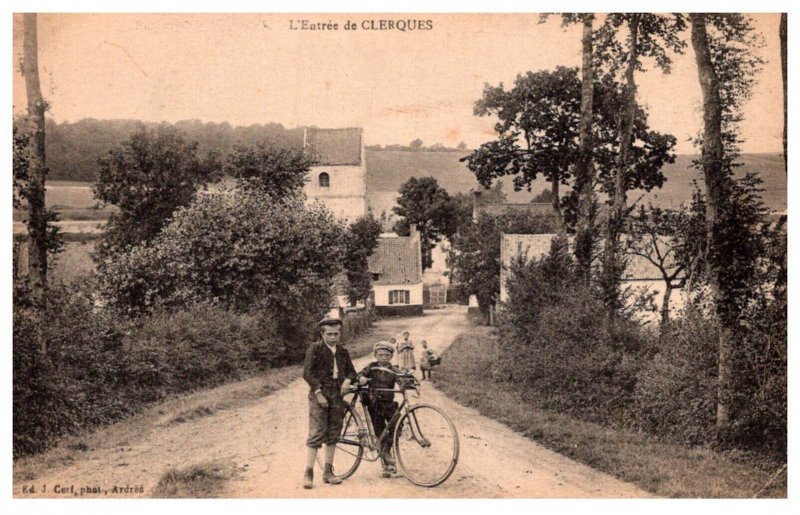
[{"left": 319, "top": 172, "right": 330, "bottom": 188}]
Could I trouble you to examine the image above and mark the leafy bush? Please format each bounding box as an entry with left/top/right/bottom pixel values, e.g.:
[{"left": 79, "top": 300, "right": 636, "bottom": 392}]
[
  {"left": 496, "top": 238, "right": 650, "bottom": 425},
  {"left": 14, "top": 283, "right": 129, "bottom": 457},
  {"left": 93, "top": 124, "right": 221, "bottom": 259},
  {"left": 13, "top": 284, "right": 287, "bottom": 458},
  {"left": 629, "top": 311, "right": 719, "bottom": 445},
  {"left": 96, "top": 187, "right": 345, "bottom": 346}
]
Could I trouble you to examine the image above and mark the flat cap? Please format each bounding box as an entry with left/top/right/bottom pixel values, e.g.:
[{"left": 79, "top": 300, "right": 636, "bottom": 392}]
[
  {"left": 318, "top": 317, "right": 343, "bottom": 328},
  {"left": 373, "top": 341, "right": 395, "bottom": 354}
]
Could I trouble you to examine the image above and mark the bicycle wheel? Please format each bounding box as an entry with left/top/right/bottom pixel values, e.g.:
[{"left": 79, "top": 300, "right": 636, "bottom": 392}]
[
  {"left": 317, "top": 404, "right": 364, "bottom": 480},
  {"left": 393, "top": 403, "right": 459, "bottom": 487}
]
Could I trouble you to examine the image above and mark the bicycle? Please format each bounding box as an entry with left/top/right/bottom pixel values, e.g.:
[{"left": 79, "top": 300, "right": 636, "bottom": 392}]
[{"left": 323, "top": 368, "right": 459, "bottom": 487}]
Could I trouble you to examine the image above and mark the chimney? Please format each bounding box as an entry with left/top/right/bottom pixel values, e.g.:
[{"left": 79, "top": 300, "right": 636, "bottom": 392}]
[{"left": 409, "top": 225, "right": 419, "bottom": 240}]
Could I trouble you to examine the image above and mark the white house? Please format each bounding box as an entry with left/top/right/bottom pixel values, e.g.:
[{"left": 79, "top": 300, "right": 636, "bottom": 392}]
[
  {"left": 303, "top": 127, "right": 366, "bottom": 222},
  {"left": 367, "top": 231, "right": 424, "bottom": 316},
  {"left": 499, "top": 233, "right": 687, "bottom": 322}
]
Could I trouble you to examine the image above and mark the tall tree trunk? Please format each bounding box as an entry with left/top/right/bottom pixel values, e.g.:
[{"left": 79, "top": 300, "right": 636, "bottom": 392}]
[
  {"left": 574, "top": 13, "right": 596, "bottom": 283},
  {"left": 780, "top": 13, "right": 787, "bottom": 175},
  {"left": 22, "top": 13, "right": 49, "bottom": 303},
  {"left": 551, "top": 169, "right": 566, "bottom": 234},
  {"left": 660, "top": 283, "right": 673, "bottom": 329},
  {"left": 603, "top": 14, "right": 640, "bottom": 317},
  {"left": 690, "top": 13, "right": 732, "bottom": 442}
]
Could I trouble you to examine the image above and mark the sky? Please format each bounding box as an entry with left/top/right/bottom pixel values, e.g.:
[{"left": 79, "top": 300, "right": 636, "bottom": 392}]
[{"left": 11, "top": 12, "right": 785, "bottom": 154}]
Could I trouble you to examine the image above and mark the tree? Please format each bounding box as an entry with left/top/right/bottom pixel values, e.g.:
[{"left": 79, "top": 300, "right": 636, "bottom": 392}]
[
  {"left": 225, "top": 143, "right": 315, "bottom": 198},
  {"left": 343, "top": 214, "right": 382, "bottom": 306},
  {"left": 462, "top": 66, "right": 676, "bottom": 268},
  {"left": 392, "top": 177, "right": 456, "bottom": 269},
  {"left": 96, "top": 186, "right": 345, "bottom": 319},
  {"left": 780, "top": 13, "right": 787, "bottom": 175},
  {"left": 461, "top": 66, "right": 582, "bottom": 224},
  {"left": 93, "top": 125, "right": 221, "bottom": 259},
  {"left": 456, "top": 141, "right": 467, "bottom": 150},
  {"left": 689, "top": 13, "right": 765, "bottom": 441},
  {"left": 625, "top": 204, "right": 704, "bottom": 329},
  {"left": 531, "top": 188, "right": 554, "bottom": 204},
  {"left": 595, "top": 13, "right": 686, "bottom": 316},
  {"left": 566, "top": 13, "right": 598, "bottom": 283},
  {"left": 409, "top": 138, "right": 424, "bottom": 150},
  {"left": 448, "top": 211, "right": 558, "bottom": 321},
  {"left": 19, "top": 13, "right": 59, "bottom": 302}
]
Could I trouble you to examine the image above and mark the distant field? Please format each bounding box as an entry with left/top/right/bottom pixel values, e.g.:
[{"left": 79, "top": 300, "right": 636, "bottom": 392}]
[
  {"left": 22, "top": 154, "right": 786, "bottom": 224},
  {"left": 13, "top": 181, "right": 117, "bottom": 222},
  {"left": 46, "top": 181, "right": 100, "bottom": 209},
  {"left": 366, "top": 150, "right": 787, "bottom": 213}
]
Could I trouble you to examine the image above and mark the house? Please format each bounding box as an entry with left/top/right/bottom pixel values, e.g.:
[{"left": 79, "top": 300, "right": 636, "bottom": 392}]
[
  {"left": 499, "top": 233, "right": 687, "bottom": 321},
  {"left": 303, "top": 127, "right": 366, "bottom": 222},
  {"left": 367, "top": 230, "right": 424, "bottom": 316},
  {"left": 472, "top": 190, "right": 554, "bottom": 222}
]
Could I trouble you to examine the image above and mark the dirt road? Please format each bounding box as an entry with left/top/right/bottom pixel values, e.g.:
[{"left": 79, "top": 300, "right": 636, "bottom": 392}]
[{"left": 14, "top": 305, "right": 651, "bottom": 498}]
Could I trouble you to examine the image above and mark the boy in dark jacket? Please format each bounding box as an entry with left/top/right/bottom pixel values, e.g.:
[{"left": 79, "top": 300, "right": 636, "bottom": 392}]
[
  {"left": 357, "top": 341, "right": 402, "bottom": 477},
  {"left": 302, "top": 317, "right": 356, "bottom": 489}
]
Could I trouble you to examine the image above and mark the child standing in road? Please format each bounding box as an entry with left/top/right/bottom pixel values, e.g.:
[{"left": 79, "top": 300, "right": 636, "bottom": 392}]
[
  {"left": 357, "top": 341, "right": 402, "bottom": 478},
  {"left": 397, "top": 331, "right": 416, "bottom": 374},
  {"left": 419, "top": 340, "right": 437, "bottom": 381}
]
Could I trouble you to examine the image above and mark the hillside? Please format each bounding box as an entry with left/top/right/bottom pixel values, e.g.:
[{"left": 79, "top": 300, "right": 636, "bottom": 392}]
[{"left": 365, "top": 150, "right": 787, "bottom": 217}]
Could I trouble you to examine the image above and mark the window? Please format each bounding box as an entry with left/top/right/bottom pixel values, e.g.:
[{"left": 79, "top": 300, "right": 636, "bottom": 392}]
[
  {"left": 389, "top": 290, "right": 410, "bottom": 305},
  {"left": 319, "top": 172, "right": 330, "bottom": 188}
]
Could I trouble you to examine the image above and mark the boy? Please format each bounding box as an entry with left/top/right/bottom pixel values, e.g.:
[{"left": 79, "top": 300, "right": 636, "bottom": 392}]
[
  {"left": 302, "top": 317, "right": 356, "bottom": 489},
  {"left": 357, "top": 341, "right": 402, "bottom": 478},
  {"left": 419, "top": 340, "right": 436, "bottom": 380}
]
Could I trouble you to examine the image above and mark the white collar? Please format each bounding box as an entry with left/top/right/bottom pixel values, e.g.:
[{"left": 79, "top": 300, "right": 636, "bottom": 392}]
[{"left": 324, "top": 342, "right": 337, "bottom": 353}]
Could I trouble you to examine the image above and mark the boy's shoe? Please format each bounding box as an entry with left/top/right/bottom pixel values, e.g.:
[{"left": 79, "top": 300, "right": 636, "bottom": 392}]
[
  {"left": 381, "top": 454, "right": 397, "bottom": 475},
  {"left": 303, "top": 468, "right": 313, "bottom": 489},
  {"left": 323, "top": 464, "right": 342, "bottom": 485}
]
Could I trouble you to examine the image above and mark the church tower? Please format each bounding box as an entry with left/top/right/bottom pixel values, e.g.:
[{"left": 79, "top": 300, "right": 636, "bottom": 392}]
[{"left": 303, "top": 127, "right": 367, "bottom": 222}]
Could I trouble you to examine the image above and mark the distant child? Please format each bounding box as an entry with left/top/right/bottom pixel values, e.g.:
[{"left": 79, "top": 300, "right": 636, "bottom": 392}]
[
  {"left": 357, "top": 341, "right": 401, "bottom": 478},
  {"left": 397, "top": 331, "right": 416, "bottom": 373},
  {"left": 419, "top": 340, "right": 437, "bottom": 381}
]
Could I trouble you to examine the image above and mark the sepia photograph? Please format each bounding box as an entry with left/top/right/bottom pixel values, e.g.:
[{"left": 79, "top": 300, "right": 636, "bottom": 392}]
[{"left": 6, "top": 1, "right": 791, "bottom": 508}]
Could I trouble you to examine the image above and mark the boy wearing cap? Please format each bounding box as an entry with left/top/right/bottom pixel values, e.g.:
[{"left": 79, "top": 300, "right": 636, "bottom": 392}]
[
  {"left": 302, "top": 317, "right": 357, "bottom": 489},
  {"left": 357, "top": 341, "right": 402, "bottom": 478}
]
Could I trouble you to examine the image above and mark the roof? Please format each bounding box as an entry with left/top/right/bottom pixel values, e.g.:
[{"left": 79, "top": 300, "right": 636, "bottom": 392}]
[
  {"left": 368, "top": 235, "right": 422, "bottom": 285},
  {"left": 305, "top": 127, "right": 362, "bottom": 166},
  {"left": 478, "top": 202, "right": 554, "bottom": 218}
]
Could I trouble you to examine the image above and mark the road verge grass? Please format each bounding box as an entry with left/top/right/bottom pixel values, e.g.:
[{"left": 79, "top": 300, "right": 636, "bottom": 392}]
[
  {"left": 12, "top": 320, "right": 392, "bottom": 484},
  {"left": 152, "top": 460, "right": 238, "bottom": 497},
  {"left": 435, "top": 326, "right": 786, "bottom": 498}
]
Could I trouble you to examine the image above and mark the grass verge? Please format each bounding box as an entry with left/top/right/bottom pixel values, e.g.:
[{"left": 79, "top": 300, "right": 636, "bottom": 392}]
[
  {"left": 435, "top": 326, "right": 787, "bottom": 498},
  {"left": 152, "top": 460, "right": 237, "bottom": 498},
  {"left": 12, "top": 318, "right": 389, "bottom": 483}
]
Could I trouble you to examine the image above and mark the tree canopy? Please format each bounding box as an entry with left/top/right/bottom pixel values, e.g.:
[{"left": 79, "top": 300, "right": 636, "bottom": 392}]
[
  {"left": 225, "top": 143, "right": 315, "bottom": 198},
  {"left": 392, "top": 176, "right": 458, "bottom": 269},
  {"left": 461, "top": 67, "right": 677, "bottom": 228},
  {"left": 93, "top": 125, "right": 221, "bottom": 259},
  {"left": 343, "top": 214, "right": 383, "bottom": 305},
  {"left": 96, "top": 187, "right": 345, "bottom": 318}
]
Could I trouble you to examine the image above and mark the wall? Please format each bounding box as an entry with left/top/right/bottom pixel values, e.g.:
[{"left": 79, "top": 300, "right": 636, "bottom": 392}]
[
  {"left": 372, "top": 283, "right": 423, "bottom": 307},
  {"left": 304, "top": 164, "right": 366, "bottom": 222},
  {"left": 625, "top": 280, "right": 689, "bottom": 323}
]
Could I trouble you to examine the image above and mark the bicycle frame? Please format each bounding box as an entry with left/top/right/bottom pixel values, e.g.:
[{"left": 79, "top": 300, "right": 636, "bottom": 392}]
[
  {"left": 344, "top": 370, "right": 420, "bottom": 461},
  {"left": 334, "top": 366, "right": 459, "bottom": 486}
]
